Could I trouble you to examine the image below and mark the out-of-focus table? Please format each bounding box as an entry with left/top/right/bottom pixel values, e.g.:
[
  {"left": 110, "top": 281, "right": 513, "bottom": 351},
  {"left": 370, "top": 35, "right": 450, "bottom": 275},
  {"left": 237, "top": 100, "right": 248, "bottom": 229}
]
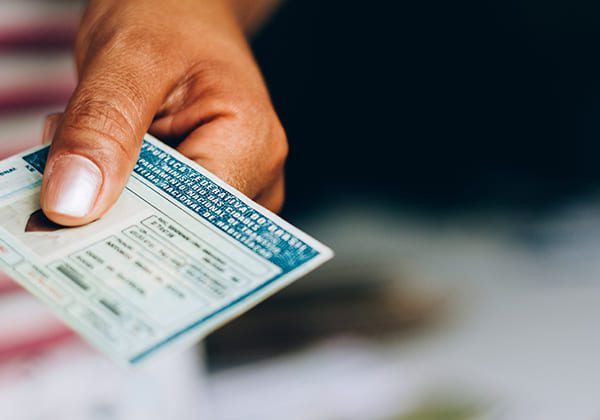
[{"left": 204, "top": 201, "right": 600, "bottom": 420}]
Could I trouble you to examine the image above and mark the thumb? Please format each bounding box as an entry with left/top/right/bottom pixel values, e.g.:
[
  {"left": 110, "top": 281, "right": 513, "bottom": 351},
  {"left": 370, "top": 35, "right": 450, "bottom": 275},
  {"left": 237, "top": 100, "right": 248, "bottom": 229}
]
[{"left": 40, "top": 47, "right": 171, "bottom": 227}]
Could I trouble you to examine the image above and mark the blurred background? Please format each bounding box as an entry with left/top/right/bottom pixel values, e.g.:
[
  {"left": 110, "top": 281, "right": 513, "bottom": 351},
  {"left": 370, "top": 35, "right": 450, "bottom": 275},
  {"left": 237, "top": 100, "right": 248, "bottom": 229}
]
[{"left": 3, "top": 0, "right": 600, "bottom": 419}]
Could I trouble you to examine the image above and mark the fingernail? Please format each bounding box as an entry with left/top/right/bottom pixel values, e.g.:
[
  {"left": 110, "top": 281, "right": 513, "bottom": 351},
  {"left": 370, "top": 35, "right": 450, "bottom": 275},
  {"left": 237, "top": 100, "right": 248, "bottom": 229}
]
[
  {"left": 41, "top": 114, "right": 60, "bottom": 145},
  {"left": 44, "top": 155, "right": 102, "bottom": 218}
]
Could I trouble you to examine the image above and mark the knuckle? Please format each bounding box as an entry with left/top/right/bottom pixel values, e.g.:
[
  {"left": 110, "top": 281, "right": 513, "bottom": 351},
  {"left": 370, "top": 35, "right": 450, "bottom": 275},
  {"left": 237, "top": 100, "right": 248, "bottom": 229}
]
[
  {"left": 269, "top": 120, "right": 288, "bottom": 172},
  {"left": 70, "top": 94, "right": 131, "bottom": 135},
  {"left": 64, "top": 95, "right": 138, "bottom": 161},
  {"left": 261, "top": 177, "right": 286, "bottom": 213},
  {"left": 273, "top": 186, "right": 285, "bottom": 213},
  {"left": 275, "top": 122, "right": 289, "bottom": 162}
]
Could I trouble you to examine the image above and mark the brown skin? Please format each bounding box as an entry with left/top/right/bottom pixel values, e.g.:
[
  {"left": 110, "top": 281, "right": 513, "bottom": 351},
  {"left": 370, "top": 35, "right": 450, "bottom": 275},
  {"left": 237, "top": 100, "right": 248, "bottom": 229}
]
[{"left": 40, "top": 0, "right": 287, "bottom": 226}]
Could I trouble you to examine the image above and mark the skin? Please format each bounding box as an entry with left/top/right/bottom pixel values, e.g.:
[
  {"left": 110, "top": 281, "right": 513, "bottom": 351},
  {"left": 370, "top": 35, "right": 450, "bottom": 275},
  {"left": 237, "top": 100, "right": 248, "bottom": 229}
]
[{"left": 40, "top": 0, "right": 287, "bottom": 226}]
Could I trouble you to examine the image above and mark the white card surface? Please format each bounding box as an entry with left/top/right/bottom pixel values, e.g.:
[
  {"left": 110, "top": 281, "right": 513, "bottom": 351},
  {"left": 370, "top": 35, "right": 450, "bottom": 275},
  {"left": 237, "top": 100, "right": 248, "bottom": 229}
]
[{"left": 0, "top": 135, "right": 332, "bottom": 366}]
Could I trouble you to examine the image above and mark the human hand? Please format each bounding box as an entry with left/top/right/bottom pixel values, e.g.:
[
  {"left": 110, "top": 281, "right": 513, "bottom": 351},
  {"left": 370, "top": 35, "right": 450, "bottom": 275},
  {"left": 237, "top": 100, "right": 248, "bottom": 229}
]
[{"left": 41, "top": 0, "right": 287, "bottom": 227}]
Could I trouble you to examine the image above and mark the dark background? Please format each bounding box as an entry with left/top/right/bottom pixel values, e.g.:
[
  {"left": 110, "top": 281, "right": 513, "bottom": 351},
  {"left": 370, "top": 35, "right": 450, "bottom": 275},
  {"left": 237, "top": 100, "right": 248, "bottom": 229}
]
[{"left": 253, "top": 1, "right": 600, "bottom": 216}]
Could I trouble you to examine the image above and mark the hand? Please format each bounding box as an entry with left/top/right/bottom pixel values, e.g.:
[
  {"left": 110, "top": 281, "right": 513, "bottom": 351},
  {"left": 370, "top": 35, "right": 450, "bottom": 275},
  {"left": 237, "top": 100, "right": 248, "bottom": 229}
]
[{"left": 40, "top": 0, "right": 287, "bottom": 227}]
